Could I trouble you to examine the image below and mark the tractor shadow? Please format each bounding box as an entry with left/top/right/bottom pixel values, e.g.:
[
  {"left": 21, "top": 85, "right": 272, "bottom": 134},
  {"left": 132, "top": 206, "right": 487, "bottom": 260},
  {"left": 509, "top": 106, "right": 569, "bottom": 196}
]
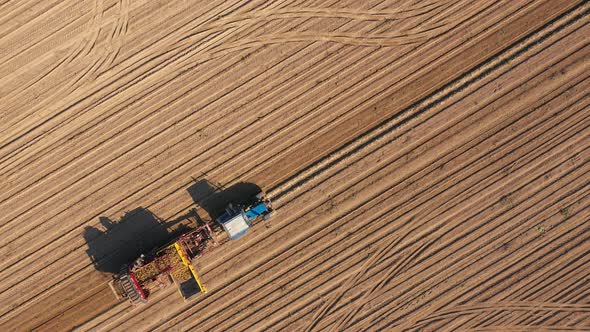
[
  {"left": 84, "top": 207, "right": 195, "bottom": 274},
  {"left": 187, "top": 179, "right": 262, "bottom": 221}
]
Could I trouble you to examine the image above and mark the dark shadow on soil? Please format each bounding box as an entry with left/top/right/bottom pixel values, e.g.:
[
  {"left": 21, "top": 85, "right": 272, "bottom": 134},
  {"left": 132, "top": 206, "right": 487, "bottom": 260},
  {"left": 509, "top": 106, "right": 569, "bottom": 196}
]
[
  {"left": 187, "top": 179, "right": 262, "bottom": 221},
  {"left": 84, "top": 207, "right": 196, "bottom": 274}
]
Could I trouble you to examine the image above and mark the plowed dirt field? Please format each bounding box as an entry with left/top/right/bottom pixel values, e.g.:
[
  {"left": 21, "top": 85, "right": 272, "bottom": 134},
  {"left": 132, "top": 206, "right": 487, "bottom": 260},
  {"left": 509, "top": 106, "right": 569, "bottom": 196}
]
[{"left": 1, "top": 0, "right": 589, "bottom": 331}]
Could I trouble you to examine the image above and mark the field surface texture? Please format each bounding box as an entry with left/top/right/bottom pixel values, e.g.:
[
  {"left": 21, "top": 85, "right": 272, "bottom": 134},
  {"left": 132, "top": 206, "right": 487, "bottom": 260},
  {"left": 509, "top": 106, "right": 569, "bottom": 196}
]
[{"left": 0, "top": 0, "right": 589, "bottom": 331}]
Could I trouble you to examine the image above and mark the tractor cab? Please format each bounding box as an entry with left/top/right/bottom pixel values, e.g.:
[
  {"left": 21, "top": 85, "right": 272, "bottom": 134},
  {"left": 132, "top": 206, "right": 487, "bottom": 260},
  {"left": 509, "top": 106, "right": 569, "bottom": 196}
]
[{"left": 216, "top": 192, "right": 272, "bottom": 240}]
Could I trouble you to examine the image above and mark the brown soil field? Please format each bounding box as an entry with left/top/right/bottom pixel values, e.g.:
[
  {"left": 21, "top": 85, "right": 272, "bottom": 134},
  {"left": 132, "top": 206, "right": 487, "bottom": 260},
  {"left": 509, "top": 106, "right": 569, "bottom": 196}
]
[{"left": 1, "top": 0, "right": 589, "bottom": 331}]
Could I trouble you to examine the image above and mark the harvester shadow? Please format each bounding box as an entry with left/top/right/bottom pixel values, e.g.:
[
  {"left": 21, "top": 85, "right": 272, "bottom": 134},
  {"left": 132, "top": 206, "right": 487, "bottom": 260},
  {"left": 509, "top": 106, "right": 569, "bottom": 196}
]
[
  {"left": 187, "top": 179, "right": 262, "bottom": 221},
  {"left": 84, "top": 207, "right": 196, "bottom": 274}
]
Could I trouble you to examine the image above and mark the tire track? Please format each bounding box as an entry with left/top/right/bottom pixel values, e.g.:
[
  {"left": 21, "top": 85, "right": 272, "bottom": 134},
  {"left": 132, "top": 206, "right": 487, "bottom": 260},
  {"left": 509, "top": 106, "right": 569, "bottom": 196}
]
[
  {"left": 457, "top": 251, "right": 590, "bottom": 330},
  {"left": 503, "top": 266, "right": 590, "bottom": 327},
  {"left": 107, "top": 0, "right": 129, "bottom": 68},
  {"left": 0, "top": 5, "right": 93, "bottom": 106},
  {"left": 475, "top": 264, "right": 590, "bottom": 329},
  {"left": 204, "top": 24, "right": 448, "bottom": 55},
  {"left": 0, "top": 0, "right": 248, "bottom": 160},
  {"left": 216, "top": 3, "right": 445, "bottom": 23},
  {"left": 0, "top": 0, "right": 290, "bottom": 151},
  {"left": 304, "top": 234, "right": 402, "bottom": 332},
  {"left": 427, "top": 241, "right": 583, "bottom": 330},
  {"left": 0, "top": 0, "right": 130, "bottom": 143},
  {"left": 461, "top": 326, "right": 588, "bottom": 332},
  {"left": 176, "top": 1, "right": 449, "bottom": 45},
  {"left": 329, "top": 239, "right": 433, "bottom": 332},
  {"left": 366, "top": 172, "right": 583, "bottom": 330},
  {"left": 371, "top": 188, "right": 590, "bottom": 328},
  {"left": 0, "top": 0, "right": 87, "bottom": 64},
  {"left": 412, "top": 302, "right": 590, "bottom": 330}
]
